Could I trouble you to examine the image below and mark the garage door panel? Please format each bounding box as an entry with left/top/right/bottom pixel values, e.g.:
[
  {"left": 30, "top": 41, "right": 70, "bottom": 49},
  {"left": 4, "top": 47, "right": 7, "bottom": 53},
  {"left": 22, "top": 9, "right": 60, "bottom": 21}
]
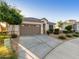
[{"left": 20, "top": 24, "right": 41, "bottom": 36}]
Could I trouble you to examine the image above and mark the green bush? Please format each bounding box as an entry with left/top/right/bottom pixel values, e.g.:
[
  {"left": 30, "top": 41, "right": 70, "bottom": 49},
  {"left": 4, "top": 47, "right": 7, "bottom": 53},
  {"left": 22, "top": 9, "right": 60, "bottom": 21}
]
[
  {"left": 47, "top": 29, "right": 53, "bottom": 35},
  {"left": 75, "top": 32, "right": 79, "bottom": 34},
  {"left": 54, "top": 29, "right": 59, "bottom": 34},
  {"left": 66, "top": 34, "right": 72, "bottom": 38},
  {"left": 73, "top": 34, "right": 79, "bottom": 37},
  {"left": 58, "top": 35, "right": 66, "bottom": 40},
  {"left": 0, "top": 35, "right": 9, "bottom": 40},
  {"left": 65, "top": 25, "right": 72, "bottom": 32},
  {"left": 49, "top": 29, "right": 53, "bottom": 33}
]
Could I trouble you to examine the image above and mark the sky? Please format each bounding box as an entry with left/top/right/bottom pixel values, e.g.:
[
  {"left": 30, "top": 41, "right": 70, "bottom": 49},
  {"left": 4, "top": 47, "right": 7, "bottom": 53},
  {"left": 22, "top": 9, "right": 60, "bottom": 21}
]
[{"left": 5, "top": 0, "right": 79, "bottom": 22}]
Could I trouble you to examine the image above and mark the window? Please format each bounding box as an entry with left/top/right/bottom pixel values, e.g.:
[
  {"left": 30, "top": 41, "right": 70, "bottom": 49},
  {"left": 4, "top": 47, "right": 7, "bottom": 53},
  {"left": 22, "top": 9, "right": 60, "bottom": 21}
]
[{"left": 49, "top": 25, "right": 53, "bottom": 29}]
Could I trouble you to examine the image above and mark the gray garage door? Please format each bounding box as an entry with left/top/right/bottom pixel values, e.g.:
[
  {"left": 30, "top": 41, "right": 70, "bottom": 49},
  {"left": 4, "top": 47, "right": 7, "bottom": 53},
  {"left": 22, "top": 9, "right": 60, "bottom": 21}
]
[{"left": 20, "top": 24, "right": 41, "bottom": 36}]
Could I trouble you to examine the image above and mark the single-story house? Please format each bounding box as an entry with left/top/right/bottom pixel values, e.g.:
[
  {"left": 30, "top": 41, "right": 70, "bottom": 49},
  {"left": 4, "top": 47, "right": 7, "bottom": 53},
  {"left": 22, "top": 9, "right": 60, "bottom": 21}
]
[
  {"left": 61, "top": 20, "right": 79, "bottom": 32},
  {"left": 62, "top": 20, "right": 76, "bottom": 30},
  {"left": 74, "top": 22, "right": 79, "bottom": 32},
  {"left": 20, "top": 17, "right": 55, "bottom": 36}
]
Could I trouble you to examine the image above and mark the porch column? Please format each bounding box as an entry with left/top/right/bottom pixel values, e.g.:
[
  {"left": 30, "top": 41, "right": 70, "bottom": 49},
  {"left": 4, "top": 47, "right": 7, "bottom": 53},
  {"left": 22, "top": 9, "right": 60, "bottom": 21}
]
[
  {"left": 45, "top": 24, "right": 49, "bottom": 33},
  {"left": 41, "top": 23, "right": 43, "bottom": 34}
]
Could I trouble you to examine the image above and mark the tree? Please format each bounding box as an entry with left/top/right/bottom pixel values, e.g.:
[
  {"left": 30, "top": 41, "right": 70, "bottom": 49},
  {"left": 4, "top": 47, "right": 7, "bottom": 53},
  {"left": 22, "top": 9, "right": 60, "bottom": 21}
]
[
  {"left": 65, "top": 25, "right": 72, "bottom": 32},
  {"left": 57, "top": 20, "right": 63, "bottom": 28},
  {"left": 0, "top": 1, "right": 9, "bottom": 22},
  {"left": 0, "top": 1, "right": 23, "bottom": 33},
  {"left": 0, "top": 1, "right": 23, "bottom": 24},
  {"left": 0, "top": 1, "right": 23, "bottom": 53}
]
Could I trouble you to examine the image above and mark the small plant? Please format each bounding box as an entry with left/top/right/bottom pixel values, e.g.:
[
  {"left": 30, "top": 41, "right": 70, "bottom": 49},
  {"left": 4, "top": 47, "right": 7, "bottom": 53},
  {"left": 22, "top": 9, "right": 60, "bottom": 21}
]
[
  {"left": 66, "top": 34, "right": 72, "bottom": 38},
  {"left": 47, "top": 29, "right": 53, "bottom": 35},
  {"left": 11, "top": 34, "right": 17, "bottom": 38},
  {"left": 53, "top": 29, "right": 59, "bottom": 34},
  {"left": 58, "top": 35, "right": 66, "bottom": 40},
  {"left": 75, "top": 32, "right": 79, "bottom": 34},
  {"left": 73, "top": 34, "right": 79, "bottom": 37},
  {"left": 49, "top": 29, "right": 53, "bottom": 33}
]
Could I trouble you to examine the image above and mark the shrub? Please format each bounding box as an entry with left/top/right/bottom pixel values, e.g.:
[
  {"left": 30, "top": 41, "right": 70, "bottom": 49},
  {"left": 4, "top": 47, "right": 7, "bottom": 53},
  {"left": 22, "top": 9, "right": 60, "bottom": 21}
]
[
  {"left": 63, "top": 30, "right": 68, "bottom": 34},
  {"left": 65, "top": 25, "right": 72, "bottom": 32},
  {"left": 53, "top": 29, "right": 59, "bottom": 34},
  {"left": 63, "top": 30, "right": 74, "bottom": 34},
  {"left": 49, "top": 29, "right": 53, "bottom": 33},
  {"left": 66, "top": 34, "right": 72, "bottom": 38},
  {"left": 11, "top": 34, "right": 17, "bottom": 38},
  {"left": 0, "top": 35, "right": 9, "bottom": 40},
  {"left": 58, "top": 35, "right": 66, "bottom": 40},
  {"left": 47, "top": 29, "right": 53, "bottom": 35},
  {"left": 73, "top": 34, "right": 79, "bottom": 37},
  {"left": 75, "top": 32, "right": 79, "bottom": 34}
]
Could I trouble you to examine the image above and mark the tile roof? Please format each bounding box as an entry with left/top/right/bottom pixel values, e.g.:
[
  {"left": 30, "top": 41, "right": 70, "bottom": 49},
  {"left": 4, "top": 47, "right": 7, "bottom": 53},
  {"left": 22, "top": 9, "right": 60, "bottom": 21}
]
[
  {"left": 23, "top": 17, "right": 55, "bottom": 24},
  {"left": 23, "top": 17, "right": 42, "bottom": 22},
  {"left": 48, "top": 22, "right": 56, "bottom": 25}
]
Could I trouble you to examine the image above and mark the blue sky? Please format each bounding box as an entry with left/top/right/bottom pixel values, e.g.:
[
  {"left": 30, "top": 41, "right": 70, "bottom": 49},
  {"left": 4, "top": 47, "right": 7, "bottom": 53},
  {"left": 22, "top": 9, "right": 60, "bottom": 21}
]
[{"left": 5, "top": 0, "right": 79, "bottom": 22}]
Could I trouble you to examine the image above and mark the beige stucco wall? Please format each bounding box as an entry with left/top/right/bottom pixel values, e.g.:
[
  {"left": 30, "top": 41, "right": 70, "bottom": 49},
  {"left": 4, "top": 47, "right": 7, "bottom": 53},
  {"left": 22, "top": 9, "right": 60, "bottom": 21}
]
[
  {"left": 76, "top": 23, "right": 79, "bottom": 32},
  {"left": 41, "top": 19, "right": 49, "bottom": 33},
  {"left": 41, "top": 23, "right": 44, "bottom": 34}
]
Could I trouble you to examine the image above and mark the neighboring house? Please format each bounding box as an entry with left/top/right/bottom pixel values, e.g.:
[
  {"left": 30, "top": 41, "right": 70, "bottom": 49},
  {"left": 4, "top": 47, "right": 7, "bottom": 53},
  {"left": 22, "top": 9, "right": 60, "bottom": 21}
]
[
  {"left": 61, "top": 20, "right": 79, "bottom": 32},
  {"left": 61, "top": 20, "right": 76, "bottom": 31},
  {"left": 74, "top": 22, "right": 79, "bottom": 32},
  {"left": 20, "top": 17, "right": 55, "bottom": 36}
]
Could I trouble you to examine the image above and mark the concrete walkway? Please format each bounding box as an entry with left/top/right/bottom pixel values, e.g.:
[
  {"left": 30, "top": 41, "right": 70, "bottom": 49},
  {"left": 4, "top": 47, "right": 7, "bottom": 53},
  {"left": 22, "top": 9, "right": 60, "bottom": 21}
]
[
  {"left": 18, "top": 35, "right": 63, "bottom": 59},
  {"left": 45, "top": 38, "right": 79, "bottom": 59}
]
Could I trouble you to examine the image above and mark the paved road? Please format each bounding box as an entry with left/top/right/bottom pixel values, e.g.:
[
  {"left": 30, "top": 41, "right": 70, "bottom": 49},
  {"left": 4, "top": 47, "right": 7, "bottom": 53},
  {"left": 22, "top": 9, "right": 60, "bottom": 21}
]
[
  {"left": 45, "top": 38, "right": 79, "bottom": 59},
  {"left": 18, "top": 35, "right": 63, "bottom": 59}
]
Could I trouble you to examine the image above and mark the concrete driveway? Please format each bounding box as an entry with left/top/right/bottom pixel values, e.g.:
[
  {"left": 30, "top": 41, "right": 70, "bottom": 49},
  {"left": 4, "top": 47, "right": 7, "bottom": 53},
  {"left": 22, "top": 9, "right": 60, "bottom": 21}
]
[
  {"left": 45, "top": 38, "right": 79, "bottom": 59},
  {"left": 18, "top": 35, "right": 63, "bottom": 59}
]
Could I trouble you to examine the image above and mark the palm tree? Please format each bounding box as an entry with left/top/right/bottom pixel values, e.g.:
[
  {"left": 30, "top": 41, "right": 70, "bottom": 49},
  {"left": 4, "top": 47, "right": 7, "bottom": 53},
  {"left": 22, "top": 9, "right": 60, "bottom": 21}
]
[{"left": 57, "top": 20, "right": 63, "bottom": 30}]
